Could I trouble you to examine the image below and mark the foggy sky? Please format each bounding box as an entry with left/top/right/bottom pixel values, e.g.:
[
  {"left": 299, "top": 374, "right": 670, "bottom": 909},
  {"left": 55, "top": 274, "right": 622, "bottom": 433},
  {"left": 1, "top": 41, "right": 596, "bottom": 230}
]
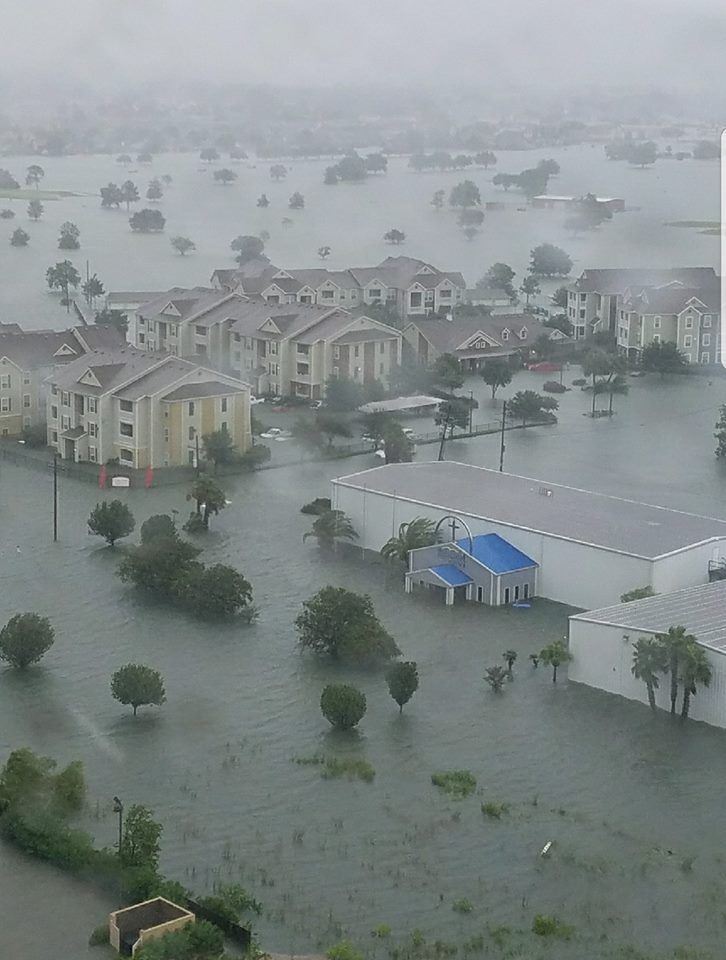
[{"left": 2, "top": 0, "right": 725, "bottom": 96}]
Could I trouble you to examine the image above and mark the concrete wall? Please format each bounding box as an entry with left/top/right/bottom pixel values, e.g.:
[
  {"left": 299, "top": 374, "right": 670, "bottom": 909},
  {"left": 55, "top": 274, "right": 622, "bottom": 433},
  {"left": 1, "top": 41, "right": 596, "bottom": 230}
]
[
  {"left": 332, "top": 483, "right": 655, "bottom": 609},
  {"left": 568, "top": 618, "right": 726, "bottom": 728},
  {"left": 652, "top": 540, "right": 726, "bottom": 595}
]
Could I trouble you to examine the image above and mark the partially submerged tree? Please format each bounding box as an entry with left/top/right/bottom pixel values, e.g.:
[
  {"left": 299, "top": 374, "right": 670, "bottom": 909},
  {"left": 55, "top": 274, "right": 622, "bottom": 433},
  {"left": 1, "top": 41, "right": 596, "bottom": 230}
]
[
  {"left": 386, "top": 661, "right": 419, "bottom": 712},
  {"left": 296, "top": 586, "right": 399, "bottom": 664},
  {"left": 481, "top": 359, "right": 513, "bottom": 399},
  {"left": 202, "top": 429, "right": 238, "bottom": 470},
  {"left": 507, "top": 390, "right": 558, "bottom": 425},
  {"left": 170, "top": 235, "right": 196, "bottom": 256},
  {"left": 111, "top": 664, "right": 166, "bottom": 716},
  {"left": 529, "top": 243, "right": 572, "bottom": 278},
  {"left": 58, "top": 221, "right": 80, "bottom": 250},
  {"left": 214, "top": 168, "right": 238, "bottom": 185},
  {"left": 88, "top": 500, "right": 135, "bottom": 546},
  {"left": 631, "top": 637, "right": 668, "bottom": 711},
  {"left": 27, "top": 199, "right": 44, "bottom": 221},
  {"left": 383, "top": 228, "right": 406, "bottom": 244},
  {"left": 539, "top": 639, "right": 571, "bottom": 683},
  {"left": 25, "top": 164, "right": 45, "bottom": 189},
  {"left": 82, "top": 274, "right": 104, "bottom": 309},
  {"left": 230, "top": 234, "right": 264, "bottom": 265},
  {"left": 303, "top": 509, "right": 359, "bottom": 549},
  {"left": 484, "top": 666, "right": 508, "bottom": 692},
  {"left": 320, "top": 684, "right": 367, "bottom": 729},
  {"left": 129, "top": 208, "right": 166, "bottom": 232},
  {"left": 10, "top": 227, "right": 29, "bottom": 247},
  {"left": 140, "top": 514, "right": 177, "bottom": 544},
  {"left": 381, "top": 518, "right": 438, "bottom": 566},
  {"left": 0, "top": 613, "right": 55, "bottom": 668},
  {"left": 187, "top": 477, "right": 226, "bottom": 529},
  {"left": 119, "top": 804, "right": 162, "bottom": 869}
]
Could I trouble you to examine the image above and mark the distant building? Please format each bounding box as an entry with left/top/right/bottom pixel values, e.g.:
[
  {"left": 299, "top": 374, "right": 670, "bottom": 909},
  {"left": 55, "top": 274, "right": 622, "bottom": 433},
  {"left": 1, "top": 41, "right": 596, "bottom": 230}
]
[
  {"left": 0, "top": 324, "right": 124, "bottom": 438},
  {"left": 46, "top": 346, "right": 251, "bottom": 468},
  {"left": 532, "top": 195, "right": 624, "bottom": 213},
  {"left": 465, "top": 287, "right": 517, "bottom": 313},
  {"left": 403, "top": 314, "right": 530, "bottom": 370},
  {"left": 617, "top": 282, "right": 720, "bottom": 364}
]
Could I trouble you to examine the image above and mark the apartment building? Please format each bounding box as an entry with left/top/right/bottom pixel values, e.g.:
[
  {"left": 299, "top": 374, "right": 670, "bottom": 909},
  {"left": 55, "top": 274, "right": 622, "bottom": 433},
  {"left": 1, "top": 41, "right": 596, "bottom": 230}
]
[
  {"left": 46, "top": 347, "right": 251, "bottom": 468},
  {"left": 566, "top": 267, "right": 718, "bottom": 341},
  {"left": 0, "top": 324, "right": 124, "bottom": 438},
  {"left": 403, "top": 314, "right": 531, "bottom": 370},
  {"left": 617, "top": 283, "right": 721, "bottom": 363}
]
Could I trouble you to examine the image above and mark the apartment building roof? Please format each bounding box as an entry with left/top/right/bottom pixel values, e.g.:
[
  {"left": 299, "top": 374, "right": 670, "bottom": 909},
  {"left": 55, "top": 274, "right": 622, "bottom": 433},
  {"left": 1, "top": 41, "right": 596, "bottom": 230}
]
[
  {"left": 230, "top": 303, "right": 338, "bottom": 339},
  {"left": 162, "top": 380, "right": 246, "bottom": 401},
  {"left": 406, "top": 314, "right": 529, "bottom": 354},
  {"left": 50, "top": 348, "right": 163, "bottom": 394},
  {"left": 0, "top": 325, "right": 122, "bottom": 371},
  {"left": 574, "top": 267, "right": 718, "bottom": 294},
  {"left": 137, "top": 287, "right": 220, "bottom": 319},
  {"left": 629, "top": 283, "right": 720, "bottom": 314}
]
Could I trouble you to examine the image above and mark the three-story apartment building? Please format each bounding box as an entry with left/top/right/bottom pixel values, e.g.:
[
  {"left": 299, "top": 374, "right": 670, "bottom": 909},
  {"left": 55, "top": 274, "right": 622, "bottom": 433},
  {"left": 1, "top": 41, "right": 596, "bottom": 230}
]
[{"left": 617, "top": 282, "right": 720, "bottom": 363}]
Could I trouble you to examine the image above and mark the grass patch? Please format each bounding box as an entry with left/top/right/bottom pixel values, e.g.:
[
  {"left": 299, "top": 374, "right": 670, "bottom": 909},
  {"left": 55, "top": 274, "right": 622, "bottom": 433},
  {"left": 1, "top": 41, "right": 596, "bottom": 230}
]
[
  {"left": 371, "top": 924, "right": 391, "bottom": 938},
  {"left": 664, "top": 220, "right": 720, "bottom": 228},
  {"left": 0, "top": 188, "right": 75, "bottom": 200},
  {"left": 532, "top": 914, "right": 574, "bottom": 940},
  {"left": 485, "top": 925, "right": 510, "bottom": 949},
  {"left": 88, "top": 923, "right": 109, "bottom": 946},
  {"left": 431, "top": 770, "right": 476, "bottom": 799},
  {"left": 452, "top": 899, "right": 473, "bottom": 914},
  {"left": 293, "top": 754, "right": 375, "bottom": 782},
  {"left": 481, "top": 801, "right": 510, "bottom": 819}
]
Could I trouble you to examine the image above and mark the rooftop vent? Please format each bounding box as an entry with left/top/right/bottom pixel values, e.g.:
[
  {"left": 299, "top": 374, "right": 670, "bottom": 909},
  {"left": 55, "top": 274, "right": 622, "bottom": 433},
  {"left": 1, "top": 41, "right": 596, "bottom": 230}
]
[{"left": 538, "top": 486, "right": 553, "bottom": 497}]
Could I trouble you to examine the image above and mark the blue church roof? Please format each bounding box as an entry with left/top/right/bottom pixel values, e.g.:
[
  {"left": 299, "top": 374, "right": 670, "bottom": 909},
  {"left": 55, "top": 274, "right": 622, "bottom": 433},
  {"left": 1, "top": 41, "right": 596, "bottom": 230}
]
[
  {"left": 455, "top": 534, "right": 536, "bottom": 574},
  {"left": 429, "top": 564, "right": 473, "bottom": 587}
]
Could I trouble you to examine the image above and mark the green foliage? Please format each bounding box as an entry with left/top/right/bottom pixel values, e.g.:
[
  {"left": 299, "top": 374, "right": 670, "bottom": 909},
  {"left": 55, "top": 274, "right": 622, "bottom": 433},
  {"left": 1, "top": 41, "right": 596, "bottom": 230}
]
[
  {"left": 202, "top": 429, "right": 238, "bottom": 469},
  {"left": 82, "top": 274, "right": 104, "bottom": 307},
  {"left": 294, "top": 755, "right": 375, "bottom": 782},
  {"left": 46, "top": 260, "right": 81, "bottom": 295},
  {"left": 641, "top": 340, "right": 688, "bottom": 375},
  {"left": 478, "top": 262, "right": 515, "bottom": 298},
  {"left": 177, "top": 564, "right": 253, "bottom": 619},
  {"left": 88, "top": 500, "right": 135, "bottom": 546},
  {"left": 507, "top": 390, "right": 558, "bottom": 425},
  {"left": 316, "top": 411, "right": 352, "bottom": 446},
  {"left": 320, "top": 684, "right": 367, "bottom": 729},
  {"left": 449, "top": 180, "right": 481, "bottom": 208},
  {"left": 88, "top": 923, "right": 109, "bottom": 946},
  {"left": 327, "top": 941, "right": 364, "bottom": 960},
  {"left": 119, "top": 804, "right": 162, "bottom": 870},
  {"left": 238, "top": 443, "right": 271, "bottom": 470},
  {"left": 171, "top": 236, "right": 196, "bottom": 255},
  {"left": 95, "top": 307, "right": 128, "bottom": 335},
  {"left": 539, "top": 639, "right": 572, "bottom": 682},
  {"left": 386, "top": 661, "right": 419, "bottom": 712},
  {"left": 432, "top": 353, "right": 464, "bottom": 391},
  {"left": 452, "top": 899, "right": 473, "bottom": 913},
  {"left": 621, "top": 585, "right": 656, "bottom": 602},
  {"left": 502, "top": 650, "right": 517, "bottom": 672},
  {"left": 0, "top": 612, "right": 55, "bottom": 668},
  {"left": 111, "top": 664, "right": 166, "bottom": 716},
  {"left": 325, "top": 377, "right": 365, "bottom": 411},
  {"left": 100, "top": 182, "right": 124, "bottom": 207},
  {"left": 480, "top": 360, "right": 513, "bottom": 399},
  {"left": 529, "top": 243, "right": 572, "bottom": 278},
  {"left": 481, "top": 801, "right": 510, "bottom": 819},
  {"left": 134, "top": 920, "right": 224, "bottom": 960},
  {"left": 303, "top": 510, "right": 359, "bottom": 549},
  {"left": 296, "top": 586, "right": 400, "bottom": 664},
  {"left": 483, "top": 666, "right": 507, "bottom": 692},
  {"left": 213, "top": 168, "right": 237, "bottom": 184},
  {"left": 53, "top": 761, "right": 85, "bottom": 814},
  {"left": 301, "top": 497, "right": 332, "bottom": 515},
  {"left": 289, "top": 191, "right": 305, "bottom": 208},
  {"left": 384, "top": 228, "right": 406, "bottom": 244},
  {"left": 381, "top": 421, "right": 414, "bottom": 464},
  {"left": 431, "top": 770, "right": 477, "bottom": 799},
  {"left": 129, "top": 208, "right": 166, "bottom": 232},
  {"left": 371, "top": 924, "right": 391, "bottom": 938},
  {"left": 1, "top": 808, "right": 97, "bottom": 872},
  {"left": 140, "top": 514, "right": 177, "bottom": 544},
  {"left": 10, "top": 227, "right": 30, "bottom": 246},
  {"left": 715, "top": 405, "right": 726, "bottom": 458},
  {"left": 520, "top": 275, "right": 541, "bottom": 304},
  {"left": 230, "top": 234, "right": 264, "bottom": 264},
  {"left": 532, "top": 914, "right": 574, "bottom": 939},
  {"left": 58, "top": 220, "right": 80, "bottom": 249},
  {"left": 118, "top": 536, "right": 201, "bottom": 597},
  {"left": 188, "top": 476, "right": 227, "bottom": 528}
]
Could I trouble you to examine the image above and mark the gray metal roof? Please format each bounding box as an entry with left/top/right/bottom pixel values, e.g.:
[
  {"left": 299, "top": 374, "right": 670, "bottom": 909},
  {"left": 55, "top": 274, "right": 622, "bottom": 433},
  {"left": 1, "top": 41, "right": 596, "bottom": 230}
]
[
  {"left": 333, "top": 461, "right": 726, "bottom": 559},
  {"left": 570, "top": 580, "right": 726, "bottom": 653}
]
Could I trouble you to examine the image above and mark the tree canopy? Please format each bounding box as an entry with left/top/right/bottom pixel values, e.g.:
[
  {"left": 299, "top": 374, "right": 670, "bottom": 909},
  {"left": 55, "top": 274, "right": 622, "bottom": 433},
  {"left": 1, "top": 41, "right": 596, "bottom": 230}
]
[
  {"left": 296, "top": 586, "right": 400, "bottom": 664},
  {"left": 529, "top": 244, "right": 572, "bottom": 278},
  {"left": 480, "top": 359, "right": 513, "bottom": 399},
  {"left": 88, "top": 500, "right": 135, "bottom": 546},
  {"left": 0, "top": 613, "right": 55, "bottom": 668},
  {"left": 111, "top": 664, "right": 166, "bottom": 716},
  {"left": 129, "top": 209, "right": 166, "bottom": 232},
  {"left": 386, "top": 661, "right": 419, "bottom": 712},
  {"left": 320, "top": 684, "right": 367, "bottom": 729}
]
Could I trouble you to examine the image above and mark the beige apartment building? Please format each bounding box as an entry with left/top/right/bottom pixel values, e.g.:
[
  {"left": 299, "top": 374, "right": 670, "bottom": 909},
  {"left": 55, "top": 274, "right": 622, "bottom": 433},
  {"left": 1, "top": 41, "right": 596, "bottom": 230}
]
[
  {"left": 403, "top": 314, "right": 532, "bottom": 370},
  {"left": 616, "top": 283, "right": 720, "bottom": 364},
  {"left": 46, "top": 347, "right": 251, "bottom": 469}
]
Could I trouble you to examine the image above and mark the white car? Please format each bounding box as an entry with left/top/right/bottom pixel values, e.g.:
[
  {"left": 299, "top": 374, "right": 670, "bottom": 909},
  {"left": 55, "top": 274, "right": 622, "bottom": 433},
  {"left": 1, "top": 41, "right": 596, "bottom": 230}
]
[
  {"left": 260, "top": 428, "right": 283, "bottom": 439},
  {"left": 402, "top": 427, "right": 416, "bottom": 439},
  {"left": 249, "top": 395, "right": 265, "bottom": 405}
]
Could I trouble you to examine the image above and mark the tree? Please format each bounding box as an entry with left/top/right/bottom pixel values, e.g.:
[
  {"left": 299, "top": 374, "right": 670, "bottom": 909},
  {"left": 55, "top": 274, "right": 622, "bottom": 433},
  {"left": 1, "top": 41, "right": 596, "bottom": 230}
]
[
  {"left": 679, "top": 639, "right": 712, "bottom": 720},
  {"left": 693, "top": 140, "right": 720, "bottom": 160},
  {"left": 202, "top": 430, "right": 237, "bottom": 469},
  {"left": 332, "top": 154, "right": 368, "bottom": 181},
  {"left": 484, "top": 666, "right": 508, "bottom": 692},
  {"left": 137, "top": 152, "right": 153, "bottom": 164},
  {"left": 230, "top": 146, "right": 247, "bottom": 160},
  {"left": 200, "top": 147, "right": 220, "bottom": 163},
  {"left": 118, "top": 537, "right": 201, "bottom": 599},
  {"left": 626, "top": 141, "right": 657, "bottom": 167},
  {"left": 320, "top": 684, "right": 367, "bottom": 730},
  {"left": 550, "top": 286, "right": 568, "bottom": 309},
  {"left": 382, "top": 421, "right": 414, "bottom": 464},
  {"left": 313, "top": 411, "right": 351, "bottom": 447},
  {"left": 431, "top": 189, "right": 445, "bottom": 210},
  {"left": 449, "top": 180, "right": 481, "bottom": 209},
  {"left": 95, "top": 308, "right": 128, "bottom": 336},
  {"left": 621, "top": 586, "right": 656, "bottom": 602},
  {"left": 516, "top": 167, "right": 550, "bottom": 199},
  {"left": 539, "top": 639, "right": 571, "bottom": 683},
  {"left": 537, "top": 158, "right": 560, "bottom": 176},
  {"left": 257, "top": 193, "right": 270, "bottom": 207},
  {"left": 365, "top": 152, "right": 388, "bottom": 174},
  {"left": 432, "top": 353, "right": 464, "bottom": 391},
  {"left": 111, "top": 664, "right": 166, "bottom": 717},
  {"left": 605, "top": 373, "right": 629, "bottom": 415},
  {"left": 654, "top": 625, "right": 695, "bottom": 716},
  {"left": 46, "top": 261, "right": 81, "bottom": 303},
  {"left": 582, "top": 349, "right": 616, "bottom": 417},
  {"left": 100, "top": 183, "right": 124, "bottom": 208},
  {"left": 325, "top": 377, "right": 364, "bottom": 411},
  {"left": 324, "top": 166, "right": 339, "bottom": 185},
  {"left": 140, "top": 514, "right": 177, "bottom": 544},
  {"left": 177, "top": 564, "right": 253, "bottom": 619},
  {"left": 270, "top": 164, "right": 287, "bottom": 180},
  {"left": 631, "top": 637, "right": 668, "bottom": 711},
  {"left": 187, "top": 477, "right": 226, "bottom": 528},
  {"left": 0, "top": 208, "right": 16, "bottom": 219},
  {"left": 479, "top": 262, "right": 516, "bottom": 299},
  {"left": 458, "top": 208, "right": 484, "bottom": 229},
  {"left": 481, "top": 360, "right": 513, "bottom": 399},
  {"left": 10, "top": 227, "right": 29, "bottom": 247},
  {"left": 25, "top": 164, "right": 44, "bottom": 189},
  {"left": 383, "top": 228, "right": 406, "bottom": 244},
  {"left": 230, "top": 234, "right": 264, "bottom": 265},
  {"left": 318, "top": 245, "right": 331, "bottom": 259},
  {"left": 386, "top": 661, "right": 419, "bottom": 712},
  {"left": 381, "top": 518, "right": 438, "bottom": 566},
  {"left": 641, "top": 341, "right": 687, "bottom": 375},
  {"left": 0, "top": 169, "right": 20, "bottom": 190},
  {"left": 119, "top": 804, "right": 162, "bottom": 868},
  {"left": 304, "top": 509, "right": 359, "bottom": 549},
  {"left": 492, "top": 173, "right": 519, "bottom": 191},
  {"left": 520, "top": 275, "right": 540, "bottom": 306},
  {"left": 0, "top": 613, "right": 55, "bottom": 669},
  {"left": 58, "top": 221, "right": 80, "bottom": 250},
  {"left": 170, "top": 235, "right": 195, "bottom": 256},
  {"left": 507, "top": 390, "right": 557, "bottom": 425},
  {"left": 291, "top": 416, "right": 325, "bottom": 456},
  {"left": 289, "top": 191, "right": 304, "bottom": 209},
  {"left": 715, "top": 405, "right": 726, "bottom": 458},
  {"left": 129, "top": 209, "right": 165, "bottom": 232},
  {"left": 121, "top": 180, "right": 140, "bottom": 212},
  {"left": 27, "top": 199, "right": 44, "bottom": 221},
  {"left": 475, "top": 151, "right": 497, "bottom": 168},
  {"left": 82, "top": 274, "right": 104, "bottom": 309},
  {"left": 145, "top": 179, "right": 163, "bottom": 201},
  {"left": 88, "top": 500, "right": 135, "bottom": 546},
  {"left": 530, "top": 244, "right": 572, "bottom": 278},
  {"left": 503, "top": 649, "right": 517, "bottom": 674},
  {"left": 296, "top": 586, "right": 400, "bottom": 664},
  {"left": 116, "top": 154, "right": 132, "bottom": 165},
  {"left": 214, "top": 168, "right": 237, "bottom": 185}
]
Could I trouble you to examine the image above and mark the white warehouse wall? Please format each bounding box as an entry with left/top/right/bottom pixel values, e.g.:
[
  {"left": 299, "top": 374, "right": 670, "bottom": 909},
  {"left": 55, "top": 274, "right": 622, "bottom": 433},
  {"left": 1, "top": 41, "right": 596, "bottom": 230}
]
[
  {"left": 569, "top": 619, "right": 726, "bottom": 729},
  {"left": 652, "top": 539, "right": 726, "bottom": 595}
]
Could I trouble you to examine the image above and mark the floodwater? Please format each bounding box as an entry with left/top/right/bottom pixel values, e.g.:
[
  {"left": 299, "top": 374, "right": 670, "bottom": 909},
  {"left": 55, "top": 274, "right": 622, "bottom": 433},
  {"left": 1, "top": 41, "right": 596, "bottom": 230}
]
[
  {"left": 0, "top": 145, "right": 719, "bottom": 328},
  {"left": 3, "top": 370, "right": 726, "bottom": 959}
]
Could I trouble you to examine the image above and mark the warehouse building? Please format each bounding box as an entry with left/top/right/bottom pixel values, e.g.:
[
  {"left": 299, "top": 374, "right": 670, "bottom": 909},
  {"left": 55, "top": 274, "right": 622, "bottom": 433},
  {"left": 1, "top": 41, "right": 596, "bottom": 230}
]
[
  {"left": 569, "top": 580, "right": 726, "bottom": 728},
  {"left": 331, "top": 461, "right": 726, "bottom": 609}
]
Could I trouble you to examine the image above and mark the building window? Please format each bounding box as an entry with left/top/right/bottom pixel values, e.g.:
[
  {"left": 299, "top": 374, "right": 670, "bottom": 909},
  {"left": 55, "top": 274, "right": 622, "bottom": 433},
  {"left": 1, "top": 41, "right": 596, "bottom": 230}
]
[
  {"left": 354, "top": 345, "right": 360, "bottom": 358},
  {"left": 119, "top": 399, "right": 132, "bottom": 412},
  {"left": 0, "top": 375, "right": 10, "bottom": 389},
  {"left": 120, "top": 422, "right": 133, "bottom": 437},
  {"left": 164, "top": 428, "right": 169, "bottom": 442},
  {"left": 379, "top": 342, "right": 385, "bottom": 354},
  {"left": 653, "top": 333, "right": 661, "bottom": 343},
  {"left": 333, "top": 346, "right": 340, "bottom": 360},
  {"left": 221, "top": 421, "right": 228, "bottom": 433},
  {"left": 369, "top": 288, "right": 381, "bottom": 299},
  {"left": 440, "top": 289, "right": 451, "bottom": 299},
  {"left": 139, "top": 333, "right": 145, "bottom": 344},
  {"left": 87, "top": 397, "right": 97, "bottom": 413},
  {"left": 221, "top": 397, "right": 228, "bottom": 413},
  {"left": 703, "top": 316, "right": 712, "bottom": 328},
  {"left": 188, "top": 402, "right": 195, "bottom": 416},
  {"left": 579, "top": 293, "right": 586, "bottom": 302},
  {"left": 340, "top": 291, "right": 346, "bottom": 301},
  {"left": 332, "top": 366, "right": 339, "bottom": 378},
  {"left": 0, "top": 398, "right": 10, "bottom": 413},
  {"left": 685, "top": 316, "right": 693, "bottom": 329},
  {"left": 89, "top": 423, "right": 97, "bottom": 437},
  {"left": 579, "top": 309, "right": 586, "bottom": 319},
  {"left": 425, "top": 290, "right": 434, "bottom": 302},
  {"left": 321, "top": 289, "right": 334, "bottom": 300},
  {"left": 410, "top": 292, "right": 422, "bottom": 308},
  {"left": 502, "top": 330, "right": 509, "bottom": 341},
  {"left": 379, "top": 363, "right": 384, "bottom": 375},
  {"left": 701, "top": 352, "right": 710, "bottom": 364},
  {"left": 22, "top": 394, "right": 31, "bottom": 408},
  {"left": 138, "top": 316, "right": 145, "bottom": 326},
  {"left": 61, "top": 415, "right": 70, "bottom": 429},
  {"left": 297, "top": 363, "right": 309, "bottom": 375},
  {"left": 52, "top": 430, "right": 58, "bottom": 443},
  {"left": 703, "top": 333, "right": 711, "bottom": 346},
  {"left": 519, "top": 328, "right": 527, "bottom": 340},
  {"left": 195, "top": 325, "right": 206, "bottom": 336},
  {"left": 684, "top": 335, "right": 693, "bottom": 348},
  {"left": 23, "top": 375, "right": 30, "bottom": 385},
  {"left": 188, "top": 449, "right": 196, "bottom": 466},
  {"left": 51, "top": 405, "right": 58, "bottom": 419},
  {"left": 119, "top": 449, "right": 134, "bottom": 464},
  {"left": 653, "top": 316, "right": 661, "bottom": 329},
  {"left": 188, "top": 426, "right": 195, "bottom": 441},
  {"left": 89, "top": 445, "right": 97, "bottom": 462},
  {"left": 62, "top": 391, "right": 69, "bottom": 406},
  {"left": 297, "top": 343, "right": 310, "bottom": 355}
]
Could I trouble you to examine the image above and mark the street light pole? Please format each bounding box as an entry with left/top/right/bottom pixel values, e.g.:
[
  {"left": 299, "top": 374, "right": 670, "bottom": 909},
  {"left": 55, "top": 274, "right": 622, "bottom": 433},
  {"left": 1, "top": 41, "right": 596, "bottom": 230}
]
[
  {"left": 53, "top": 453, "right": 58, "bottom": 542},
  {"left": 112, "top": 796, "right": 124, "bottom": 853},
  {"left": 499, "top": 400, "right": 507, "bottom": 472},
  {"left": 468, "top": 390, "right": 473, "bottom": 433}
]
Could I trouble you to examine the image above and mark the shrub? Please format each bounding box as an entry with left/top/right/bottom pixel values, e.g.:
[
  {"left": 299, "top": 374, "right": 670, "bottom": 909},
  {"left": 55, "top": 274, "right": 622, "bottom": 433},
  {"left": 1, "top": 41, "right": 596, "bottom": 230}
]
[
  {"left": 140, "top": 514, "right": 177, "bottom": 544},
  {"left": 0, "top": 613, "right": 55, "bottom": 668},
  {"left": 88, "top": 924, "right": 109, "bottom": 946},
  {"left": 371, "top": 925, "right": 391, "bottom": 938},
  {"left": 301, "top": 497, "right": 332, "bottom": 515},
  {"left": 238, "top": 444, "right": 271, "bottom": 470},
  {"left": 542, "top": 380, "right": 567, "bottom": 393},
  {"left": 327, "top": 942, "right": 364, "bottom": 960},
  {"left": 296, "top": 587, "right": 399, "bottom": 664},
  {"left": 88, "top": 500, "right": 135, "bottom": 546},
  {"left": 53, "top": 761, "right": 85, "bottom": 813},
  {"left": 481, "top": 801, "right": 510, "bottom": 819},
  {"left": 452, "top": 899, "right": 473, "bottom": 913},
  {"left": 320, "top": 684, "right": 367, "bottom": 729},
  {"left": 531, "top": 914, "right": 574, "bottom": 939},
  {"left": 431, "top": 770, "right": 477, "bottom": 799}
]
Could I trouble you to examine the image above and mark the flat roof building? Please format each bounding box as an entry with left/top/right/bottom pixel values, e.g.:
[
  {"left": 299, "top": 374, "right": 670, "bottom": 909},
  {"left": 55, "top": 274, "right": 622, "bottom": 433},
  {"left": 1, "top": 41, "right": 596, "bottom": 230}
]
[{"left": 332, "top": 462, "right": 726, "bottom": 608}]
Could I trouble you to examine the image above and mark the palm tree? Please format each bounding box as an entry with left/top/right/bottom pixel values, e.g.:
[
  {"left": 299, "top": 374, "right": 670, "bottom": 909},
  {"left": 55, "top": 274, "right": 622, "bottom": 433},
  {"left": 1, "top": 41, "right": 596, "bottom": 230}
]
[
  {"left": 679, "top": 639, "right": 712, "bottom": 721},
  {"left": 606, "top": 373, "right": 629, "bottom": 416},
  {"left": 631, "top": 637, "right": 668, "bottom": 711},
  {"left": 380, "top": 518, "right": 439, "bottom": 566},
  {"left": 539, "top": 639, "right": 571, "bottom": 683},
  {"left": 484, "top": 666, "right": 508, "bottom": 692},
  {"left": 654, "top": 625, "right": 694, "bottom": 715},
  {"left": 503, "top": 650, "right": 517, "bottom": 674},
  {"left": 303, "top": 510, "right": 358, "bottom": 550},
  {"left": 187, "top": 476, "right": 226, "bottom": 528},
  {"left": 529, "top": 653, "right": 540, "bottom": 668}
]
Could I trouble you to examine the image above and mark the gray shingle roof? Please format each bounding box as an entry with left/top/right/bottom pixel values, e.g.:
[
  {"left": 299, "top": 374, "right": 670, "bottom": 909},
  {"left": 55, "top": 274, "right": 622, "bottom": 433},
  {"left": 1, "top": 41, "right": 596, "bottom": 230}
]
[
  {"left": 0, "top": 330, "right": 83, "bottom": 370},
  {"left": 162, "top": 380, "right": 246, "bottom": 401},
  {"left": 333, "top": 461, "right": 726, "bottom": 559},
  {"left": 575, "top": 267, "right": 718, "bottom": 294},
  {"left": 49, "top": 348, "right": 163, "bottom": 393},
  {"left": 570, "top": 580, "right": 726, "bottom": 653},
  {"left": 406, "top": 315, "right": 529, "bottom": 354}
]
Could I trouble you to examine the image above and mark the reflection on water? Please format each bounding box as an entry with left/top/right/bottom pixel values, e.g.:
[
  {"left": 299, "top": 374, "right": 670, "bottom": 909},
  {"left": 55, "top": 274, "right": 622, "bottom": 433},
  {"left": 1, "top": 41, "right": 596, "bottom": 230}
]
[{"left": 2, "top": 374, "right": 726, "bottom": 959}]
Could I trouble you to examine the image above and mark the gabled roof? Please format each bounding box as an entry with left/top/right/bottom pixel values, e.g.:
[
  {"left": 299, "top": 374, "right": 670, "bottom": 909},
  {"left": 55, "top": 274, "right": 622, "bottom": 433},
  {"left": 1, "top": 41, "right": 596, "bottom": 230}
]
[
  {"left": 429, "top": 564, "right": 473, "bottom": 587},
  {"left": 406, "top": 315, "right": 529, "bottom": 354},
  {"left": 0, "top": 330, "right": 81, "bottom": 370},
  {"left": 575, "top": 267, "right": 718, "bottom": 295},
  {"left": 230, "top": 303, "right": 340, "bottom": 339},
  {"left": 162, "top": 380, "right": 246, "bottom": 401},
  {"left": 456, "top": 534, "right": 537, "bottom": 574},
  {"left": 626, "top": 282, "right": 720, "bottom": 315},
  {"left": 49, "top": 347, "right": 163, "bottom": 394}
]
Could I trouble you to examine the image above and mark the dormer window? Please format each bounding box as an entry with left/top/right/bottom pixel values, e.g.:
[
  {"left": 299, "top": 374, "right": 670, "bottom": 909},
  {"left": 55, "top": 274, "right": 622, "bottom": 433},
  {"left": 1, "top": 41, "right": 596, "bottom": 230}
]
[
  {"left": 519, "top": 328, "right": 527, "bottom": 340},
  {"left": 501, "top": 330, "right": 510, "bottom": 341}
]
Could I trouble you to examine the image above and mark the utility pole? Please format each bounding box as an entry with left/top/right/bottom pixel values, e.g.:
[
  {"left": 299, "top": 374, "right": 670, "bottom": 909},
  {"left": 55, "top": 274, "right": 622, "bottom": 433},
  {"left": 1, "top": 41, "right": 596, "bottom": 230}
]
[
  {"left": 195, "top": 432, "right": 200, "bottom": 477},
  {"left": 499, "top": 401, "right": 507, "bottom": 472},
  {"left": 468, "top": 390, "right": 473, "bottom": 433},
  {"left": 53, "top": 453, "right": 58, "bottom": 541}
]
